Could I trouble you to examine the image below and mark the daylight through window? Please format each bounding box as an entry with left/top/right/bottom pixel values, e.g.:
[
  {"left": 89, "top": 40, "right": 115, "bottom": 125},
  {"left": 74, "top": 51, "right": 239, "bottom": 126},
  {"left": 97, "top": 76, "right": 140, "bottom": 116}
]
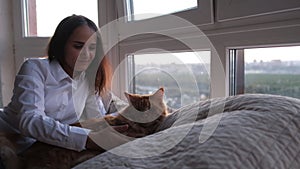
[
  {"left": 126, "top": 0, "right": 197, "bottom": 21},
  {"left": 230, "top": 45, "right": 300, "bottom": 99},
  {"left": 127, "top": 51, "right": 210, "bottom": 109},
  {"left": 23, "top": 0, "right": 98, "bottom": 37}
]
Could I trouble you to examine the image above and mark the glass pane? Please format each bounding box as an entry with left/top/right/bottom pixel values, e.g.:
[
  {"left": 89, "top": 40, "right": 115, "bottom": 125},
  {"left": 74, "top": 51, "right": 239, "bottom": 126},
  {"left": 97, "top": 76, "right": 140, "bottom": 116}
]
[
  {"left": 244, "top": 46, "right": 300, "bottom": 98},
  {"left": 127, "top": 0, "right": 198, "bottom": 21},
  {"left": 127, "top": 51, "right": 210, "bottom": 109},
  {"left": 24, "top": 0, "right": 98, "bottom": 37}
]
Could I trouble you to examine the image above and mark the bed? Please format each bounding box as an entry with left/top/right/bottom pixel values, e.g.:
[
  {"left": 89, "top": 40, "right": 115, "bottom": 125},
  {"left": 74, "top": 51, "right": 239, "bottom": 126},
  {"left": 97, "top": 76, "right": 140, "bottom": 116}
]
[{"left": 73, "top": 94, "right": 300, "bottom": 169}]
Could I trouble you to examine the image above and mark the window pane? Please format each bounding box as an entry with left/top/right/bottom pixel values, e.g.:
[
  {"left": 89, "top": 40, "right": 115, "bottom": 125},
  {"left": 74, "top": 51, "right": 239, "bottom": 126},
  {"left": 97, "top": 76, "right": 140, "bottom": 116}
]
[
  {"left": 127, "top": 51, "right": 210, "bottom": 109},
  {"left": 244, "top": 46, "right": 300, "bottom": 98},
  {"left": 24, "top": 0, "right": 98, "bottom": 37},
  {"left": 126, "top": 0, "right": 198, "bottom": 21}
]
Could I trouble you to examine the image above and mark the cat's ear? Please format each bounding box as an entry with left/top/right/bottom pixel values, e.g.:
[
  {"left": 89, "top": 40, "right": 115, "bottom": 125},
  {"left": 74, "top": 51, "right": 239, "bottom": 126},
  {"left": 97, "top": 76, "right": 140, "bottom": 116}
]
[
  {"left": 151, "top": 88, "right": 164, "bottom": 100},
  {"left": 124, "top": 92, "right": 133, "bottom": 104}
]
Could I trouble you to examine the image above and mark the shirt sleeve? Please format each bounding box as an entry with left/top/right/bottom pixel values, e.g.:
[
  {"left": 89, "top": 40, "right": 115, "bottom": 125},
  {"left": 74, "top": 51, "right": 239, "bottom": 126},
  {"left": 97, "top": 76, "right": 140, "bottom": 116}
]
[
  {"left": 81, "top": 92, "right": 106, "bottom": 121},
  {"left": 101, "top": 91, "right": 128, "bottom": 115},
  {"left": 10, "top": 60, "right": 89, "bottom": 151}
]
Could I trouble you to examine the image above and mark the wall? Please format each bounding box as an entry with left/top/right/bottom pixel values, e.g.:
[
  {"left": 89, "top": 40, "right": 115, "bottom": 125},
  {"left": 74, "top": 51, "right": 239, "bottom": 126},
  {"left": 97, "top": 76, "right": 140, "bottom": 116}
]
[{"left": 0, "top": 0, "right": 15, "bottom": 106}]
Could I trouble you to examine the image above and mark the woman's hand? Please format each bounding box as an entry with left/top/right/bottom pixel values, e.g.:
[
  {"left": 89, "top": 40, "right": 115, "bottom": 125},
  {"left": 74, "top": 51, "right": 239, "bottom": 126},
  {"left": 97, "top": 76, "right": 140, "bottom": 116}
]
[{"left": 86, "top": 124, "right": 133, "bottom": 151}]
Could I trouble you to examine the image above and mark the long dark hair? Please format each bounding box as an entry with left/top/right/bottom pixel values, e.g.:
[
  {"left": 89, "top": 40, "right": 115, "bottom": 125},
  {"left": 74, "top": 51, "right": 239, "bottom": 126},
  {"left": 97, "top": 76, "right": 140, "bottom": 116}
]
[{"left": 47, "top": 14, "right": 111, "bottom": 94}]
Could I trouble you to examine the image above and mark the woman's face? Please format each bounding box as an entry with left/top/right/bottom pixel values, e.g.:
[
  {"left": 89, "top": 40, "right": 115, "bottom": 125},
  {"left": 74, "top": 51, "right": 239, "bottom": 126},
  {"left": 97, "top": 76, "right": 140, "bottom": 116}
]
[{"left": 63, "top": 25, "right": 97, "bottom": 77}]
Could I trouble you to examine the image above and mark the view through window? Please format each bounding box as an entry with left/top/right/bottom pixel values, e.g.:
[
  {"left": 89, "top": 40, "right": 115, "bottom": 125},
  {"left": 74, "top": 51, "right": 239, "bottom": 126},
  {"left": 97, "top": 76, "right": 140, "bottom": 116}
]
[
  {"left": 232, "top": 45, "right": 300, "bottom": 99},
  {"left": 126, "top": 0, "right": 197, "bottom": 21},
  {"left": 127, "top": 51, "right": 210, "bottom": 109},
  {"left": 24, "top": 0, "right": 98, "bottom": 37}
]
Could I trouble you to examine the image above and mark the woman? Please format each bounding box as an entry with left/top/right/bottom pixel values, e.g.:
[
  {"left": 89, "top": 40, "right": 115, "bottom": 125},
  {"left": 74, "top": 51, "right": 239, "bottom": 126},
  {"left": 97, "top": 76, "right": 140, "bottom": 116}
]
[{"left": 0, "top": 14, "right": 128, "bottom": 155}]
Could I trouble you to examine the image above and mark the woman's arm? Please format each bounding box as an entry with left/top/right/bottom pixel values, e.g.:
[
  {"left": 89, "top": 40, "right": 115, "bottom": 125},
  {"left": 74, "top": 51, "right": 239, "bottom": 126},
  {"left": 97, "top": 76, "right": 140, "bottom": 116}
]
[
  {"left": 8, "top": 59, "right": 89, "bottom": 151},
  {"left": 100, "top": 91, "right": 128, "bottom": 115}
]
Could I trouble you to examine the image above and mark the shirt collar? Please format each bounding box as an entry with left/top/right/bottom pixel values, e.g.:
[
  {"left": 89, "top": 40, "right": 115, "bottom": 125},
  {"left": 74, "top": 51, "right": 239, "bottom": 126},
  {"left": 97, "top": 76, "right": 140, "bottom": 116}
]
[{"left": 50, "top": 59, "right": 70, "bottom": 81}]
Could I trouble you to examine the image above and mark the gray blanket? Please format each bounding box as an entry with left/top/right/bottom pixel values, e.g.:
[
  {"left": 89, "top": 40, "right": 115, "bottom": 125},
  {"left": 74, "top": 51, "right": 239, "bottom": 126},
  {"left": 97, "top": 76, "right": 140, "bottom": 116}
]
[{"left": 74, "top": 94, "right": 300, "bottom": 169}]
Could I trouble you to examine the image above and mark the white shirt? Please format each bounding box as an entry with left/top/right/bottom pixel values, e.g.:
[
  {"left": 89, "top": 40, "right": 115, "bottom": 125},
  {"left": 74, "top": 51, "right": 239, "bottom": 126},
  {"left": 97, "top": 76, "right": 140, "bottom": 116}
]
[{"left": 0, "top": 58, "right": 106, "bottom": 153}]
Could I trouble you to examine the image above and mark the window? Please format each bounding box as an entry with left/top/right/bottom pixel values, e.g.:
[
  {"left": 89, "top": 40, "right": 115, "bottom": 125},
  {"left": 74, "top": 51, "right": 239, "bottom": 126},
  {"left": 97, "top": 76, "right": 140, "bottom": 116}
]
[
  {"left": 230, "top": 45, "right": 300, "bottom": 99},
  {"left": 127, "top": 51, "right": 210, "bottom": 109},
  {"left": 126, "top": 0, "right": 197, "bottom": 21},
  {"left": 118, "top": 0, "right": 212, "bottom": 26},
  {"left": 115, "top": 0, "right": 214, "bottom": 99},
  {"left": 23, "top": 0, "right": 98, "bottom": 37}
]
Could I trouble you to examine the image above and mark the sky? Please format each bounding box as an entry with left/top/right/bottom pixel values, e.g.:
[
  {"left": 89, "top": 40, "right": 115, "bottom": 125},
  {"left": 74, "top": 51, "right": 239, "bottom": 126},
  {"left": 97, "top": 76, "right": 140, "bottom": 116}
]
[
  {"left": 131, "top": 0, "right": 197, "bottom": 20},
  {"left": 244, "top": 46, "right": 300, "bottom": 63},
  {"left": 132, "top": 51, "right": 211, "bottom": 65},
  {"left": 35, "top": 0, "right": 98, "bottom": 37}
]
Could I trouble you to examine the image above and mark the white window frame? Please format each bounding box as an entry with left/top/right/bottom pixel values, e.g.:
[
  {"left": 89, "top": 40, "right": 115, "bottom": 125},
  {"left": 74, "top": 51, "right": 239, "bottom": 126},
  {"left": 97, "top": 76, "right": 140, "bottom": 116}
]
[
  {"left": 12, "top": 0, "right": 102, "bottom": 72},
  {"left": 5, "top": 0, "right": 103, "bottom": 104},
  {"left": 216, "top": 0, "right": 300, "bottom": 22},
  {"left": 118, "top": 0, "right": 213, "bottom": 26}
]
